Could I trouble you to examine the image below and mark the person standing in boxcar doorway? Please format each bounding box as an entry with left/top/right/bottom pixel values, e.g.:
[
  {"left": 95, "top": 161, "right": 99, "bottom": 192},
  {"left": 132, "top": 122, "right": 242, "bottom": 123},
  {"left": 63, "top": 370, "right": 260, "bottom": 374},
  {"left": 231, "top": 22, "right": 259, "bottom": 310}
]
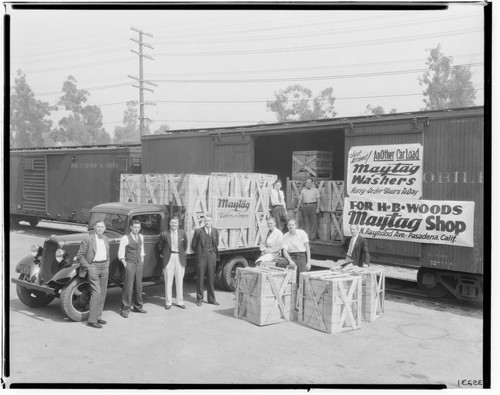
[
  {"left": 157, "top": 216, "right": 188, "bottom": 310},
  {"left": 344, "top": 224, "right": 370, "bottom": 267},
  {"left": 191, "top": 215, "right": 220, "bottom": 307},
  {"left": 295, "top": 178, "right": 320, "bottom": 241},
  {"left": 118, "top": 219, "right": 147, "bottom": 318},
  {"left": 76, "top": 220, "right": 110, "bottom": 329},
  {"left": 269, "top": 179, "right": 288, "bottom": 232}
]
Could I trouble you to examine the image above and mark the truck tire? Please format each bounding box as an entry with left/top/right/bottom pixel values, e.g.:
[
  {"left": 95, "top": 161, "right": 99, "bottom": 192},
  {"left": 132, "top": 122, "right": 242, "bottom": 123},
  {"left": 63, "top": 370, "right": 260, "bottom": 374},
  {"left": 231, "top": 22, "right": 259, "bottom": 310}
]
[
  {"left": 16, "top": 275, "right": 55, "bottom": 308},
  {"left": 221, "top": 256, "right": 248, "bottom": 292},
  {"left": 60, "top": 277, "right": 91, "bottom": 322}
]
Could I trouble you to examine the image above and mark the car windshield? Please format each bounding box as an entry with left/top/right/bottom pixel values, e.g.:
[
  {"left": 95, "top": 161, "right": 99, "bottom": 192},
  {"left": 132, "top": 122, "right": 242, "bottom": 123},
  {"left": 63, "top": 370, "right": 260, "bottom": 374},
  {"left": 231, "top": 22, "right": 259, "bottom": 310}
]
[{"left": 88, "top": 213, "right": 128, "bottom": 234}]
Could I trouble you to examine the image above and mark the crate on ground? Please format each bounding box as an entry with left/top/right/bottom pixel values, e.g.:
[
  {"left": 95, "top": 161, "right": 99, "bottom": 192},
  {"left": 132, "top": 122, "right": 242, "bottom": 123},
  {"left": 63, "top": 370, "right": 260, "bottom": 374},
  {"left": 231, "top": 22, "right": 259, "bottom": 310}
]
[
  {"left": 297, "top": 270, "right": 362, "bottom": 334},
  {"left": 292, "top": 150, "right": 334, "bottom": 180},
  {"left": 286, "top": 179, "right": 344, "bottom": 212},
  {"left": 350, "top": 266, "right": 385, "bottom": 322},
  {"left": 234, "top": 266, "right": 296, "bottom": 326}
]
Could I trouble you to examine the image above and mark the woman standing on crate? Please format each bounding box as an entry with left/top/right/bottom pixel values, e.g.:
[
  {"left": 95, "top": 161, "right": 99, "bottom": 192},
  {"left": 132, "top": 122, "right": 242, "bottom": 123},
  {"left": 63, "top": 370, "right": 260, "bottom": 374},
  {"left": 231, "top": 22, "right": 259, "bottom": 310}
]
[{"left": 282, "top": 218, "right": 311, "bottom": 284}]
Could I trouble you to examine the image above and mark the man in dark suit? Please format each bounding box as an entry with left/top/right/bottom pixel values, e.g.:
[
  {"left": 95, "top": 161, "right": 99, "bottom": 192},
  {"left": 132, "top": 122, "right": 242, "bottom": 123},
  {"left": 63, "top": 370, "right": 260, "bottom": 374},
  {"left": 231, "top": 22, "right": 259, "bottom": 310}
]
[
  {"left": 76, "top": 220, "right": 110, "bottom": 329},
  {"left": 191, "top": 215, "right": 220, "bottom": 306},
  {"left": 344, "top": 225, "right": 370, "bottom": 267},
  {"left": 157, "top": 216, "right": 188, "bottom": 310}
]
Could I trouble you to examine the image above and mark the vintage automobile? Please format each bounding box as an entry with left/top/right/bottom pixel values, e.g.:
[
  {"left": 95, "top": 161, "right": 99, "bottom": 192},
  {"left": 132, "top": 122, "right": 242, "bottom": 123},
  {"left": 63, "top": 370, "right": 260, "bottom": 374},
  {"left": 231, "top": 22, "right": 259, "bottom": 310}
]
[{"left": 12, "top": 202, "right": 260, "bottom": 321}]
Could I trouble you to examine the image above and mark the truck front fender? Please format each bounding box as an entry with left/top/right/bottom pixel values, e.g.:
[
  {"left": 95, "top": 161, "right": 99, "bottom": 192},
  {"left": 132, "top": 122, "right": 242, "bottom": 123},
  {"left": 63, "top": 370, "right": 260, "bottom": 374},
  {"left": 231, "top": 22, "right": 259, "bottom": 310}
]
[{"left": 48, "top": 263, "right": 80, "bottom": 286}]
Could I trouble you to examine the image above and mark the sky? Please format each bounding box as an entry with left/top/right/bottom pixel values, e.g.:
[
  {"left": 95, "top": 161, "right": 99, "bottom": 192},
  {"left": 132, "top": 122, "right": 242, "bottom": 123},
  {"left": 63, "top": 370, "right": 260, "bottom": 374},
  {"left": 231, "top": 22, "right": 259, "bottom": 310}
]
[{"left": 7, "top": 3, "right": 486, "bottom": 138}]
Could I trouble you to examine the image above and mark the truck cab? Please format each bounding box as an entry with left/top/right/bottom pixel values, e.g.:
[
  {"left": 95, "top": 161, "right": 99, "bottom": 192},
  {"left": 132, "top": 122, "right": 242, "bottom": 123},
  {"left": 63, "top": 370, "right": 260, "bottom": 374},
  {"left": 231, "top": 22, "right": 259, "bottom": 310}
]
[{"left": 13, "top": 202, "right": 259, "bottom": 321}]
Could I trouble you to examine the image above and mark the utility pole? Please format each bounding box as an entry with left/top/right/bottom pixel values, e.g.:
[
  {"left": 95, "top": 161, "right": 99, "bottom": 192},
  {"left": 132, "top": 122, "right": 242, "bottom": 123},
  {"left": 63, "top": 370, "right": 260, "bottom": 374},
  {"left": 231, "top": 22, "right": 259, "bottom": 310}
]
[{"left": 129, "top": 27, "right": 157, "bottom": 137}]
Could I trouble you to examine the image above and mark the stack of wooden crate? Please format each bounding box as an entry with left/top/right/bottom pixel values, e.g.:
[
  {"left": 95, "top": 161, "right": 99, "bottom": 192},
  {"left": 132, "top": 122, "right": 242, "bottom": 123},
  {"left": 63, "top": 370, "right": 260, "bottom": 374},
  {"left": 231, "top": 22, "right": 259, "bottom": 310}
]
[
  {"left": 297, "top": 270, "right": 363, "bottom": 334},
  {"left": 348, "top": 266, "right": 386, "bottom": 322},
  {"left": 120, "top": 172, "right": 276, "bottom": 253},
  {"left": 234, "top": 266, "right": 297, "bottom": 326},
  {"left": 285, "top": 150, "right": 344, "bottom": 241}
]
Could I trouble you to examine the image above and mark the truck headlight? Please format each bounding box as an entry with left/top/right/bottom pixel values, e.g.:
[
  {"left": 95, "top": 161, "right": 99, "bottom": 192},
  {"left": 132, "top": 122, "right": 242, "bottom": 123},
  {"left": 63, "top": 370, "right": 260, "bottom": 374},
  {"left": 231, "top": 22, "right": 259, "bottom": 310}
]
[
  {"left": 30, "top": 245, "right": 42, "bottom": 257},
  {"left": 55, "top": 249, "right": 66, "bottom": 263}
]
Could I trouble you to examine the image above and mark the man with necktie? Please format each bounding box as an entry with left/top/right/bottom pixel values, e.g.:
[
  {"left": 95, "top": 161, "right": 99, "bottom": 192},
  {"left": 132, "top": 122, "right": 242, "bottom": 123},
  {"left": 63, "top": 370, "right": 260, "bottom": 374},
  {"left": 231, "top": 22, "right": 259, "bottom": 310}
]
[
  {"left": 269, "top": 179, "right": 288, "bottom": 232},
  {"left": 76, "top": 220, "right": 110, "bottom": 329},
  {"left": 118, "top": 219, "right": 147, "bottom": 318},
  {"left": 191, "top": 215, "right": 220, "bottom": 307},
  {"left": 295, "top": 178, "right": 321, "bottom": 241},
  {"left": 345, "top": 225, "right": 370, "bottom": 267},
  {"left": 157, "top": 216, "right": 188, "bottom": 310}
]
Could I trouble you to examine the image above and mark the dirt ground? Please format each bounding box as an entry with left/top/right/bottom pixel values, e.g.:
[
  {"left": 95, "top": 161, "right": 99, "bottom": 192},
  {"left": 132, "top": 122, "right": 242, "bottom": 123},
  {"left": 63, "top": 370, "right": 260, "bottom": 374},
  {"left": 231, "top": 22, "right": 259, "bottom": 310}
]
[{"left": 6, "top": 225, "right": 484, "bottom": 387}]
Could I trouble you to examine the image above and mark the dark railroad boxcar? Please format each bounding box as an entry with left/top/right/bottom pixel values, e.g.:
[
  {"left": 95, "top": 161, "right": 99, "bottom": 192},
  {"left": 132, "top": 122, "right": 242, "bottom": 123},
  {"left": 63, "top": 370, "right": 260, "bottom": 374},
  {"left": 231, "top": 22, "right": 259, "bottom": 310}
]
[
  {"left": 10, "top": 144, "right": 142, "bottom": 226},
  {"left": 141, "top": 107, "right": 484, "bottom": 301}
]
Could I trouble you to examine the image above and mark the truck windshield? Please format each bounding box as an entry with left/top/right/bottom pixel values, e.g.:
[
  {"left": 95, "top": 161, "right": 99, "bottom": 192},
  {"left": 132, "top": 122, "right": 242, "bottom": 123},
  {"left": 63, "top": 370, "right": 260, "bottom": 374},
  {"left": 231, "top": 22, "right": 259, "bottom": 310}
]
[{"left": 88, "top": 213, "right": 128, "bottom": 234}]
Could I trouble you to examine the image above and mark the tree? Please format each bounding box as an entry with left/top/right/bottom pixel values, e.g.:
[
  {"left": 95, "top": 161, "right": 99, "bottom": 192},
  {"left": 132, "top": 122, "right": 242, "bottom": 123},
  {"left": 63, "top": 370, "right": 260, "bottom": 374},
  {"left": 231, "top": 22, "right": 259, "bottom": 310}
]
[
  {"left": 10, "top": 70, "right": 56, "bottom": 148},
  {"left": 51, "top": 75, "right": 111, "bottom": 145},
  {"left": 362, "top": 105, "right": 397, "bottom": 115},
  {"left": 153, "top": 124, "right": 170, "bottom": 134},
  {"left": 418, "top": 44, "right": 476, "bottom": 110},
  {"left": 267, "top": 84, "right": 337, "bottom": 122},
  {"left": 114, "top": 102, "right": 140, "bottom": 143}
]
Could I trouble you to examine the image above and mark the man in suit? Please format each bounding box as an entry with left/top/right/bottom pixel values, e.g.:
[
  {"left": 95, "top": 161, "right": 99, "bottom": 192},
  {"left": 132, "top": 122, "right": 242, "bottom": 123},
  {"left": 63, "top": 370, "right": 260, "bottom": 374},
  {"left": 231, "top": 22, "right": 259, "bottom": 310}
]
[
  {"left": 76, "top": 220, "right": 110, "bottom": 329},
  {"left": 191, "top": 215, "right": 220, "bottom": 306},
  {"left": 157, "top": 216, "right": 188, "bottom": 310},
  {"left": 344, "top": 225, "right": 370, "bottom": 267},
  {"left": 118, "top": 219, "right": 147, "bottom": 318}
]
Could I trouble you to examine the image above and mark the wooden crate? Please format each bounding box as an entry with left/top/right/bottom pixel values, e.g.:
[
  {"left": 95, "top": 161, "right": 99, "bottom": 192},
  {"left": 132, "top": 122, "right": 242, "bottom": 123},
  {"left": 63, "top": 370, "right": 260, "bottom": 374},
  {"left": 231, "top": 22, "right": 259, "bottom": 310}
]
[
  {"left": 286, "top": 179, "right": 344, "bottom": 212},
  {"left": 292, "top": 150, "right": 334, "bottom": 180},
  {"left": 120, "top": 172, "right": 276, "bottom": 253},
  {"left": 350, "top": 267, "right": 385, "bottom": 322},
  {"left": 234, "top": 266, "right": 296, "bottom": 326},
  {"left": 297, "top": 270, "right": 362, "bottom": 334}
]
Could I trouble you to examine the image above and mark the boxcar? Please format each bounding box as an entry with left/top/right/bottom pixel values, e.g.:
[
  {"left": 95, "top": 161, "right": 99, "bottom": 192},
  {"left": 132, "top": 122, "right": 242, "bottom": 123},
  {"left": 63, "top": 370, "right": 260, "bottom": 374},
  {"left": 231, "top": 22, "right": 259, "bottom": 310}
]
[
  {"left": 141, "top": 107, "right": 485, "bottom": 301},
  {"left": 10, "top": 144, "right": 142, "bottom": 226}
]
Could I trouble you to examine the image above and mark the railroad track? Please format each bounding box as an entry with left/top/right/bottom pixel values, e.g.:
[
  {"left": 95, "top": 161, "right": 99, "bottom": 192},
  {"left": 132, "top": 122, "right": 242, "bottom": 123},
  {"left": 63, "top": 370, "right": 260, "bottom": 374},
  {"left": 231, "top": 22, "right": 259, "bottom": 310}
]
[{"left": 386, "top": 278, "right": 483, "bottom": 309}]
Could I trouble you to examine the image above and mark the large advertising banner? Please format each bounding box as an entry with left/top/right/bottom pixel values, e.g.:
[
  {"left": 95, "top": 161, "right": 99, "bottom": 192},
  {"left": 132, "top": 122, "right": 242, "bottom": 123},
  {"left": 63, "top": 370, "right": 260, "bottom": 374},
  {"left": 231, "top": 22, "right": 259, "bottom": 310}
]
[
  {"left": 343, "top": 196, "right": 475, "bottom": 247},
  {"left": 347, "top": 143, "right": 423, "bottom": 199},
  {"left": 213, "top": 197, "right": 254, "bottom": 229}
]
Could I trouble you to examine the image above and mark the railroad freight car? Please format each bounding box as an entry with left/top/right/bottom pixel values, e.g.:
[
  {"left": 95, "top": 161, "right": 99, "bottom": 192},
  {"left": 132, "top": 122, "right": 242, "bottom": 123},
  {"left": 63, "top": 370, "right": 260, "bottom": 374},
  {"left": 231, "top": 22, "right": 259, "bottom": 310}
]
[
  {"left": 141, "top": 107, "right": 485, "bottom": 302},
  {"left": 10, "top": 144, "right": 142, "bottom": 226}
]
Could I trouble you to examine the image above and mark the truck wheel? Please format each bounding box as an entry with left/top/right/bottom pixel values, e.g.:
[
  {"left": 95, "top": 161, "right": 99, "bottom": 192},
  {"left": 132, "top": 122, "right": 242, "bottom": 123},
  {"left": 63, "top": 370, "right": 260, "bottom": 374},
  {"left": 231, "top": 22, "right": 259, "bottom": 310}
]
[
  {"left": 16, "top": 275, "right": 55, "bottom": 308},
  {"left": 221, "top": 256, "right": 248, "bottom": 291},
  {"left": 28, "top": 218, "right": 39, "bottom": 227},
  {"left": 60, "top": 277, "right": 91, "bottom": 322}
]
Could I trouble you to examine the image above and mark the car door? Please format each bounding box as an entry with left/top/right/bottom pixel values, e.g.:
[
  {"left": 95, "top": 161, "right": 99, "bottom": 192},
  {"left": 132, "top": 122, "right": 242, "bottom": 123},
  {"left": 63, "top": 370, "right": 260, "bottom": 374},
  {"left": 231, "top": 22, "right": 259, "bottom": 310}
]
[{"left": 131, "top": 213, "right": 164, "bottom": 278}]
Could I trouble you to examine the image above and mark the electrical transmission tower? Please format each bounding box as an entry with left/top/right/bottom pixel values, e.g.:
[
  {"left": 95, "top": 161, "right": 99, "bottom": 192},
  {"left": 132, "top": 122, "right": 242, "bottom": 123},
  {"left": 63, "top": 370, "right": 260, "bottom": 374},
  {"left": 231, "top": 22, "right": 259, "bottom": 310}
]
[{"left": 129, "top": 26, "right": 157, "bottom": 137}]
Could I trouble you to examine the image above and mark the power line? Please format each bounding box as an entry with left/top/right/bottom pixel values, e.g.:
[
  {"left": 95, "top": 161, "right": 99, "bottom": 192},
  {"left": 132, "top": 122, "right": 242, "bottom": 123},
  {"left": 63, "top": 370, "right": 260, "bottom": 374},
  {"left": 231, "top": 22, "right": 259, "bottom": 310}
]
[
  {"left": 154, "top": 63, "right": 483, "bottom": 83},
  {"left": 155, "top": 28, "right": 483, "bottom": 57}
]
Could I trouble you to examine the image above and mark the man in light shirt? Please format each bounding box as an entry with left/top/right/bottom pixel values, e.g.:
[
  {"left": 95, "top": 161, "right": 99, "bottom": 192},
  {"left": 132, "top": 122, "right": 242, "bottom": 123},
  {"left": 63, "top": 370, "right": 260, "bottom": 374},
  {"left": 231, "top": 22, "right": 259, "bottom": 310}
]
[
  {"left": 295, "top": 178, "right": 320, "bottom": 241},
  {"left": 282, "top": 218, "right": 311, "bottom": 284},
  {"left": 269, "top": 179, "right": 288, "bottom": 232},
  {"left": 118, "top": 219, "right": 147, "bottom": 318},
  {"left": 157, "top": 216, "right": 188, "bottom": 310},
  {"left": 76, "top": 220, "right": 110, "bottom": 329}
]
